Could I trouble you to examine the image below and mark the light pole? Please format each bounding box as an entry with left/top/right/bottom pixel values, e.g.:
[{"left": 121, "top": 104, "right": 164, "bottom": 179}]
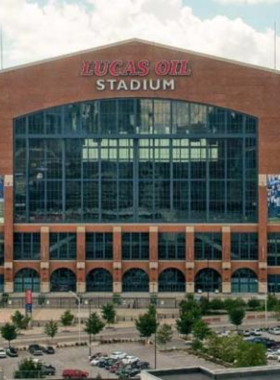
[
  {"left": 69, "top": 291, "right": 81, "bottom": 345},
  {"left": 256, "top": 280, "right": 268, "bottom": 330},
  {"left": 151, "top": 283, "right": 157, "bottom": 369}
]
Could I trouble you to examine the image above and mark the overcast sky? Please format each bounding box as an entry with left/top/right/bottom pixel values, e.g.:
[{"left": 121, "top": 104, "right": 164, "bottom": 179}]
[{"left": 0, "top": 0, "right": 279, "bottom": 69}]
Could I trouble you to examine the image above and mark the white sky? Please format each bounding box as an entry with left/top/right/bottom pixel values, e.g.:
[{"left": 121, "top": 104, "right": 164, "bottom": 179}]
[{"left": 0, "top": 0, "right": 279, "bottom": 69}]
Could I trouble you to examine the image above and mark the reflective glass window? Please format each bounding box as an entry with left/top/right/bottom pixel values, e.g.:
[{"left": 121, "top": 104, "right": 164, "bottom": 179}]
[
  {"left": 14, "top": 99, "right": 258, "bottom": 223},
  {"left": 86, "top": 233, "right": 113, "bottom": 260},
  {"left": 50, "top": 233, "right": 76, "bottom": 260},
  {"left": 14, "top": 233, "right": 40, "bottom": 260},
  {"left": 158, "top": 233, "right": 185, "bottom": 260},
  {"left": 231, "top": 233, "right": 258, "bottom": 260}
]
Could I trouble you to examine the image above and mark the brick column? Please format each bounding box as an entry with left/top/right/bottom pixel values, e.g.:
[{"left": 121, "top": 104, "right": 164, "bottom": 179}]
[
  {"left": 222, "top": 226, "right": 231, "bottom": 294},
  {"left": 76, "top": 226, "right": 86, "bottom": 293},
  {"left": 40, "top": 227, "right": 50, "bottom": 293},
  {"left": 4, "top": 175, "right": 14, "bottom": 293},
  {"left": 113, "top": 227, "right": 122, "bottom": 294},
  {"left": 258, "top": 174, "right": 268, "bottom": 293},
  {"left": 149, "top": 226, "right": 158, "bottom": 293},
  {"left": 185, "top": 226, "right": 194, "bottom": 293}
]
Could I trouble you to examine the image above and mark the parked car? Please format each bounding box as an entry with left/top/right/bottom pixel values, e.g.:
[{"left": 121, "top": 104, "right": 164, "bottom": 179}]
[
  {"left": 250, "top": 329, "right": 262, "bottom": 336},
  {"left": 132, "top": 361, "right": 150, "bottom": 370},
  {"left": 43, "top": 346, "right": 55, "bottom": 354},
  {"left": 266, "top": 351, "right": 279, "bottom": 360},
  {"left": 88, "top": 352, "right": 106, "bottom": 361},
  {"left": 29, "top": 344, "right": 44, "bottom": 356},
  {"left": 245, "top": 337, "right": 277, "bottom": 349},
  {"left": 6, "top": 347, "right": 18, "bottom": 357},
  {"left": 109, "top": 361, "right": 124, "bottom": 373},
  {"left": 62, "top": 369, "right": 89, "bottom": 379},
  {"left": 269, "top": 327, "right": 280, "bottom": 335},
  {"left": 90, "top": 356, "right": 108, "bottom": 366},
  {"left": 122, "top": 356, "right": 139, "bottom": 365},
  {"left": 217, "top": 330, "right": 231, "bottom": 337},
  {"left": 110, "top": 351, "right": 127, "bottom": 360},
  {"left": 41, "top": 364, "right": 56, "bottom": 376},
  {"left": 243, "top": 330, "right": 251, "bottom": 337},
  {"left": 0, "top": 348, "right": 6, "bottom": 358}
]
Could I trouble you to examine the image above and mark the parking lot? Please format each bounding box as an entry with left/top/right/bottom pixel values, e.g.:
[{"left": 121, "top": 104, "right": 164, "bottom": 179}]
[
  {"left": 0, "top": 341, "right": 224, "bottom": 380},
  {"left": 2, "top": 328, "right": 280, "bottom": 379}
]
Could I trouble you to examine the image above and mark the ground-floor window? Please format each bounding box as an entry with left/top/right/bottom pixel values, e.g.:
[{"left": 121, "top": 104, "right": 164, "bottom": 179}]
[
  {"left": 231, "top": 268, "right": 258, "bottom": 293},
  {"left": 14, "top": 268, "right": 40, "bottom": 292},
  {"left": 86, "top": 269, "right": 113, "bottom": 292},
  {"left": 195, "top": 268, "right": 221, "bottom": 293},
  {"left": 50, "top": 268, "right": 76, "bottom": 292},
  {"left": 158, "top": 268, "right": 185, "bottom": 292},
  {"left": 122, "top": 269, "right": 149, "bottom": 292}
]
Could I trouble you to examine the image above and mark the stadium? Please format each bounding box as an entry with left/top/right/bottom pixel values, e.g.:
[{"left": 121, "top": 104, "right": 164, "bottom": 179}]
[{"left": 0, "top": 39, "right": 279, "bottom": 298}]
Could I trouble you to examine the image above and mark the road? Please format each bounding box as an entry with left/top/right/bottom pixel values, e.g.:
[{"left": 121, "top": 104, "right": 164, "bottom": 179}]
[{"left": 0, "top": 326, "right": 139, "bottom": 347}]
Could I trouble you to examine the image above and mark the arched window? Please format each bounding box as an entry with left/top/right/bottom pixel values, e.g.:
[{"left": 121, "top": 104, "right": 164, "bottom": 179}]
[
  {"left": 14, "top": 268, "right": 40, "bottom": 292},
  {"left": 86, "top": 269, "right": 113, "bottom": 292},
  {"left": 122, "top": 269, "right": 149, "bottom": 292},
  {"left": 158, "top": 268, "right": 185, "bottom": 292},
  {"left": 231, "top": 268, "right": 258, "bottom": 293},
  {"left": 195, "top": 268, "right": 221, "bottom": 293},
  {"left": 50, "top": 268, "right": 76, "bottom": 292}
]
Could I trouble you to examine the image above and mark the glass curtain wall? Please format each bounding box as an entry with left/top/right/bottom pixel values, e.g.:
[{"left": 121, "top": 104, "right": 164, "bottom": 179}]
[{"left": 14, "top": 99, "right": 258, "bottom": 223}]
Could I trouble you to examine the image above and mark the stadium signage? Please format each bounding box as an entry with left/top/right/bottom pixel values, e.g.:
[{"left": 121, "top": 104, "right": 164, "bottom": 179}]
[{"left": 80, "top": 60, "right": 192, "bottom": 91}]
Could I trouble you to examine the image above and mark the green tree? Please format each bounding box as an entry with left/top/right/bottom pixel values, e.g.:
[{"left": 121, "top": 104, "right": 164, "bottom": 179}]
[
  {"left": 1, "top": 323, "right": 17, "bottom": 348},
  {"left": 135, "top": 305, "right": 157, "bottom": 343},
  {"left": 14, "top": 358, "right": 43, "bottom": 379},
  {"left": 60, "top": 310, "right": 75, "bottom": 328},
  {"left": 228, "top": 308, "right": 245, "bottom": 330},
  {"left": 84, "top": 312, "right": 105, "bottom": 356},
  {"left": 235, "top": 341, "right": 267, "bottom": 367},
  {"left": 179, "top": 295, "right": 202, "bottom": 319},
  {"left": 11, "top": 311, "right": 30, "bottom": 332},
  {"left": 102, "top": 303, "right": 116, "bottom": 327},
  {"left": 157, "top": 324, "right": 173, "bottom": 346},
  {"left": 176, "top": 311, "right": 198, "bottom": 336},
  {"left": 192, "top": 320, "right": 212, "bottom": 341},
  {"left": 44, "top": 320, "right": 58, "bottom": 342},
  {"left": 176, "top": 295, "right": 203, "bottom": 336}
]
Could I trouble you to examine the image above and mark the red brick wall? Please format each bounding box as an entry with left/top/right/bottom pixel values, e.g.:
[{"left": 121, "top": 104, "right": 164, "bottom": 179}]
[{"left": 0, "top": 40, "right": 279, "bottom": 291}]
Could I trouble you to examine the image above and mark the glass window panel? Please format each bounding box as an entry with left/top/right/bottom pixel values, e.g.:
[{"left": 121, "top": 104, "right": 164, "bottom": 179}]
[{"left": 14, "top": 99, "right": 258, "bottom": 224}]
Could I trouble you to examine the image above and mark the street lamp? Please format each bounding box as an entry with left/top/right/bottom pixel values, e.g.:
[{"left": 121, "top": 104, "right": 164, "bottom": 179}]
[
  {"left": 69, "top": 291, "right": 81, "bottom": 345},
  {"left": 256, "top": 280, "right": 268, "bottom": 330}
]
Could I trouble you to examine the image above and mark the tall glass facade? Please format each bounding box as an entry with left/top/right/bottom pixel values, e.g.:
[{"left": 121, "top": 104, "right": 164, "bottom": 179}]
[{"left": 14, "top": 98, "right": 257, "bottom": 223}]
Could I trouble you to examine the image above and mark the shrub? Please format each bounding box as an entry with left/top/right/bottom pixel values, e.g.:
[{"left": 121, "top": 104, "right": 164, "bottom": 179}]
[
  {"left": 235, "top": 341, "right": 267, "bottom": 367},
  {"left": 209, "top": 298, "right": 224, "bottom": 311},
  {"left": 247, "top": 298, "right": 261, "bottom": 310},
  {"left": 192, "top": 339, "right": 203, "bottom": 352}
]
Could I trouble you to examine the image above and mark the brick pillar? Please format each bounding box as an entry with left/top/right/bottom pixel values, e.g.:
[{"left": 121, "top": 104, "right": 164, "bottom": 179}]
[
  {"left": 149, "top": 226, "right": 158, "bottom": 293},
  {"left": 222, "top": 226, "right": 231, "bottom": 294},
  {"left": 258, "top": 174, "right": 268, "bottom": 293},
  {"left": 76, "top": 226, "right": 86, "bottom": 293},
  {"left": 113, "top": 227, "right": 122, "bottom": 293},
  {"left": 186, "top": 226, "right": 194, "bottom": 293},
  {"left": 4, "top": 175, "right": 14, "bottom": 293},
  {"left": 40, "top": 227, "right": 50, "bottom": 293}
]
